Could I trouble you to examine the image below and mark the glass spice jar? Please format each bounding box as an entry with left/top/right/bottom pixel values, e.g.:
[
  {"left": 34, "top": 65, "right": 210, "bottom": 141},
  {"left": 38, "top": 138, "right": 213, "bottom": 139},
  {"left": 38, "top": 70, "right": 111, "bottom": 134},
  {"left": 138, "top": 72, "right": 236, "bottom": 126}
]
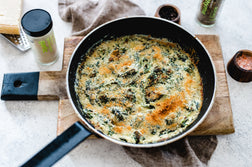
[
  {"left": 197, "top": 0, "right": 225, "bottom": 27},
  {"left": 21, "top": 9, "right": 58, "bottom": 65}
]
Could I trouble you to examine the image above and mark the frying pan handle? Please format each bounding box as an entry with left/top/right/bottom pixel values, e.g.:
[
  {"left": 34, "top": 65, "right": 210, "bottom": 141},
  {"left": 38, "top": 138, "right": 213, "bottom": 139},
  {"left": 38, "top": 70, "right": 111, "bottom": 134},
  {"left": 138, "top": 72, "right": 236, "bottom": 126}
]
[
  {"left": 1, "top": 71, "right": 64, "bottom": 100},
  {"left": 21, "top": 121, "right": 92, "bottom": 167},
  {"left": 1, "top": 72, "right": 40, "bottom": 100}
]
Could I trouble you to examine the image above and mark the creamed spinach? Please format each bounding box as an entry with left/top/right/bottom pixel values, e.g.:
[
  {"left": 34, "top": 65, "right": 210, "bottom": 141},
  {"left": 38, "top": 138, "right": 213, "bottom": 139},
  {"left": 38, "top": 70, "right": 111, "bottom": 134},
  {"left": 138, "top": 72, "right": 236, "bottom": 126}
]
[{"left": 75, "top": 34, "right": 203, "bottom": 144}]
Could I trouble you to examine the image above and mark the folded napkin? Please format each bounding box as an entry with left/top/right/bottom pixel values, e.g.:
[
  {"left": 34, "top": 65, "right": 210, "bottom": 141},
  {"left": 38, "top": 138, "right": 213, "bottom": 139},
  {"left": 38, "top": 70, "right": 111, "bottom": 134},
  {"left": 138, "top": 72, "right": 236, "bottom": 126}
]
[{"left": 58, "top": 0, "right": 218, "bottom": 166}]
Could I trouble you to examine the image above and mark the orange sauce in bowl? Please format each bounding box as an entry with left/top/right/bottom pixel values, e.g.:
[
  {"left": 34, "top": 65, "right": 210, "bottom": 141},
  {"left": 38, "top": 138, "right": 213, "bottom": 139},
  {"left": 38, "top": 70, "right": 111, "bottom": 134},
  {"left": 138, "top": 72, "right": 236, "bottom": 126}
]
[{"left": 236, "top": 53, "right": 252, "bottom": 70}]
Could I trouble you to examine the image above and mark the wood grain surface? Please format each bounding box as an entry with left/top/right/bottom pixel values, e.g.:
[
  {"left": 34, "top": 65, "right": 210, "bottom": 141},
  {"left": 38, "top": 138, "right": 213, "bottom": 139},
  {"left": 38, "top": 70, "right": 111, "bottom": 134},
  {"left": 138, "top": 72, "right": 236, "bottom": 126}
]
[{"left": 55, "top": 35, "right": 235, "bottom": 136}]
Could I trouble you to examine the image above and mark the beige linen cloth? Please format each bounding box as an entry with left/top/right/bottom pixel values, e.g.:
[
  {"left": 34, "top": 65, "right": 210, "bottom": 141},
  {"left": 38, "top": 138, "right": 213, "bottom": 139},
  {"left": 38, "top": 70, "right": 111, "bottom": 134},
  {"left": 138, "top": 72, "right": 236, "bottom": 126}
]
[
  {"left": 58, "top": 0, "right": 218, "bottom": 166},
  {"left": 58, "top": 0, "right": 145, "bottom": 36}
]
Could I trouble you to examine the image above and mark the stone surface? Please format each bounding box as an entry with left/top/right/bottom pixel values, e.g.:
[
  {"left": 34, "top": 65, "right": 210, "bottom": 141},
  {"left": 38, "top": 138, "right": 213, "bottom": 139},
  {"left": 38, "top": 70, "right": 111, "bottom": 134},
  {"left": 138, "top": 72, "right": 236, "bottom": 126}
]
[{"left": 0, "top": 0, "right": 251, "bottom": 167}]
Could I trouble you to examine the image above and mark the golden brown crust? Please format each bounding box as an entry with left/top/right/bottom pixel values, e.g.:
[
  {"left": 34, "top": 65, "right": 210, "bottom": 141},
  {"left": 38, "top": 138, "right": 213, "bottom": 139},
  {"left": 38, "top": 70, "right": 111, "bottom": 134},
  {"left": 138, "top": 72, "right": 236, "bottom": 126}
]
[{"left": 75, "top": 35, "right": 203, "bottom": 144}]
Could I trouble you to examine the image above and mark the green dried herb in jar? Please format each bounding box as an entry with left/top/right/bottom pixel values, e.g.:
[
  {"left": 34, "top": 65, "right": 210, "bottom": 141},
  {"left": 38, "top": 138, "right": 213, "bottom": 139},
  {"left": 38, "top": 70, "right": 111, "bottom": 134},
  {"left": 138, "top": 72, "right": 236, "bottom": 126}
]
[{"left": 197, "top": 0, "right": 225, "bottom": 27}]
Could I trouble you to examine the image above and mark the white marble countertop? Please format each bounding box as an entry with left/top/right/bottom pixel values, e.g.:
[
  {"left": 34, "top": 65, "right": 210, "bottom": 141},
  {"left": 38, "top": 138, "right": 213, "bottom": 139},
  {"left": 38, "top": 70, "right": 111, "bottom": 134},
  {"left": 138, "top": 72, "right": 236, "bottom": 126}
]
[{"left": 0, "top": 0, "right": 251, "bottom": 166}]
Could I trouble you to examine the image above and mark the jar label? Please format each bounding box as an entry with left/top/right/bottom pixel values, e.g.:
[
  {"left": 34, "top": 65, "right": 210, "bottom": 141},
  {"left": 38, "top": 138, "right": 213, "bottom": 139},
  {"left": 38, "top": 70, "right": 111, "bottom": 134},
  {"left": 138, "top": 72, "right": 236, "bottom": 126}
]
[{"left": 38, "top": 34, "right": 56, "bottom": 53}]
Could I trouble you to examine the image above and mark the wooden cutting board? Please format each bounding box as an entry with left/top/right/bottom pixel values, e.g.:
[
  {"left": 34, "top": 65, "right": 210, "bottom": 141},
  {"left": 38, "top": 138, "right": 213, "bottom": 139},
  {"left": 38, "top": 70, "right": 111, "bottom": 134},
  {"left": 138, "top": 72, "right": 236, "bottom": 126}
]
[
  {"left": 0, "top": 35, "right": 234, "bottom": 137},
  {"left": 56, "top": 35, "right": 235, "bottom": 136}
]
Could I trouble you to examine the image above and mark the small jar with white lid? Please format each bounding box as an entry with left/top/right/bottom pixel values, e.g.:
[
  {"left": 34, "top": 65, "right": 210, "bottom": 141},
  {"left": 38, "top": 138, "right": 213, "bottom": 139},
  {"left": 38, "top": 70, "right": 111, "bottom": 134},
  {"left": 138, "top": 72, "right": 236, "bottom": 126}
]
[{"left": 21, "top": 9, "right": 58, "bottom": 65}]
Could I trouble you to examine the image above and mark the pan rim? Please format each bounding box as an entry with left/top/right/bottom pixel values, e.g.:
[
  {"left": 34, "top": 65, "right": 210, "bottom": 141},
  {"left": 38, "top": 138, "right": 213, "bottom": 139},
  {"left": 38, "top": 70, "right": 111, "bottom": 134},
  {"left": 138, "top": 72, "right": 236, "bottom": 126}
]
[{"left": 66, "top": 16, "right": 217, "bottom": 148}]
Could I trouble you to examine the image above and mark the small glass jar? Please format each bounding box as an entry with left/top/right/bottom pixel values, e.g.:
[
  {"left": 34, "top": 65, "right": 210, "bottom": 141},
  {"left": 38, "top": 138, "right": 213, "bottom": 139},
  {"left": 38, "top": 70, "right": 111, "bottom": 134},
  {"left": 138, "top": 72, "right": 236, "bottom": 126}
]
[
  {"left": 21, "top": 9, "right": 58, "bottom": 65},
  {"left": 196, "top": 0, "right": 225, "bottom": 27}
]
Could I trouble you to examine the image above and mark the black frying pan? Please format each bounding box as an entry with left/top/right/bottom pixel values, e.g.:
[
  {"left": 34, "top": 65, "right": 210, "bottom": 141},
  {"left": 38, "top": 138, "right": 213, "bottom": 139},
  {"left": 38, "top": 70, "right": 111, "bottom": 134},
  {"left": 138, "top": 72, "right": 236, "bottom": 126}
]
[{"left": 21, "top": 17, "right": 216, "bottom": 167}]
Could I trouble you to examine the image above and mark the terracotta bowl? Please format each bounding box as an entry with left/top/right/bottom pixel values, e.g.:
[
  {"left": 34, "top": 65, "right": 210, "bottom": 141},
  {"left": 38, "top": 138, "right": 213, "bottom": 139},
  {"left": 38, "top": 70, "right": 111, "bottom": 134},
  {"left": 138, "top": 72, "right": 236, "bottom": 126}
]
[{"left": 227, "top": 50, "right": 252, "bottom": 82}]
